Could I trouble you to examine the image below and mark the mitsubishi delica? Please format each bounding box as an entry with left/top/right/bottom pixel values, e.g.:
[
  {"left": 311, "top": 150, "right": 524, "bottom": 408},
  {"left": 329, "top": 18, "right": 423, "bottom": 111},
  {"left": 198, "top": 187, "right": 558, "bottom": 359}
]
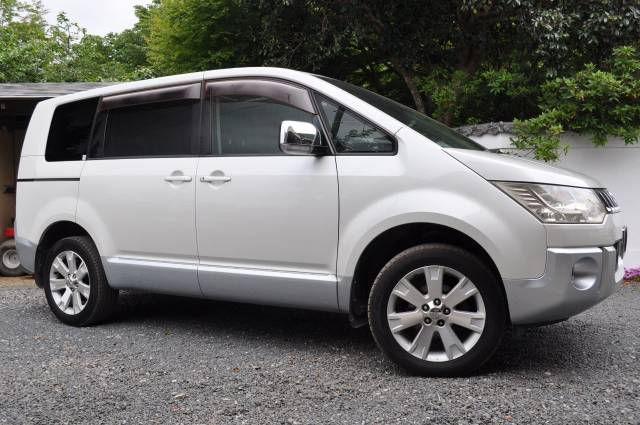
[{"left": 16, "top": 68, "right": 627, "bottom": 376}]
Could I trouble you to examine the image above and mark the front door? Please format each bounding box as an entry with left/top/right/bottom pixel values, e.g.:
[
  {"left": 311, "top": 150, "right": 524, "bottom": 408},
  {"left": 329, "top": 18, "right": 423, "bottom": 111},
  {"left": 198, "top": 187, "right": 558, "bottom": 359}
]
[
  {"left": 77, "top": 83, "right": 202, "bottom": 297},
  {"left": 195, "top": 79, "right": 339, "bottom": 310}
]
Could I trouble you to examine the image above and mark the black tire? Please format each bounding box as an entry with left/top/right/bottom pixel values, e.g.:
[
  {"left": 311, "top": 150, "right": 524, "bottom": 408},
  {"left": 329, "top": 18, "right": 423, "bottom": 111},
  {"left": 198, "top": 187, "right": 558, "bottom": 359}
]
[
  {"left": 43, "top": 236, "right": 118, "bottom": 326},
  {"left": 368, "top": 243, "right": 507, "bottom": 377},
  {"left": 0, "top": 240, "right": 26, "bottom": 277}
]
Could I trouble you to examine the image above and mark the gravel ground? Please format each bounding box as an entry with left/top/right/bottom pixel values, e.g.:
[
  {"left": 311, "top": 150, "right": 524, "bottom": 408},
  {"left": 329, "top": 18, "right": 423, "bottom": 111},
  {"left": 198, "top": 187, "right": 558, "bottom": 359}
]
[{"left": 1, "top": 277, "right": 639, "bottom": 424}]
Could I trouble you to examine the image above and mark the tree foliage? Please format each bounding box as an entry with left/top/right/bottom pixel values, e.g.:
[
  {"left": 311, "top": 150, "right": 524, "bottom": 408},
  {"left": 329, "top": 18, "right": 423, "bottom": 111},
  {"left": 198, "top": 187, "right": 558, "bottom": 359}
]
[
  {"left": 0, "top": 0, "right": 149, "bottom": 82},
  {"left": 1, "top": 0, "right": 640, "bottom": 160},
  {"left": 144, "top": 0, "right": 254, "bottom": 74},
  {"left": 512, "top": 46, "right": 640, "bottom": 161},
  {"left": 0, "top": 0, "right": 51, "bottom": 82}
]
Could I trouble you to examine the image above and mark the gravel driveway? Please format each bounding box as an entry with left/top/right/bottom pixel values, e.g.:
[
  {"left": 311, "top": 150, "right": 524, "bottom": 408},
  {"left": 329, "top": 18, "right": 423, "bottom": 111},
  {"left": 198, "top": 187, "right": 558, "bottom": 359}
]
[{"left": 1, "top": 278, "right": 638, "bottom": 424}]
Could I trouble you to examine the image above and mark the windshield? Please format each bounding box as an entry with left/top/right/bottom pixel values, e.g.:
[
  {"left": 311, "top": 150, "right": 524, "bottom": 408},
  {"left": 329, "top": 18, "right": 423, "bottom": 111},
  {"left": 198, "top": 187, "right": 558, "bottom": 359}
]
[{"left": 317, "top": 76, "right": 485, "bottom": 151}]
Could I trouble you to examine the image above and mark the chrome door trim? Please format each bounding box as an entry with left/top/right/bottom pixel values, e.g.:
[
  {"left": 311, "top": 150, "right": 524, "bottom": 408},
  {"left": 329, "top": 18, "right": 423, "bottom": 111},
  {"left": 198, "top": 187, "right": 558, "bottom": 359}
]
[
  {"left": 198, "top": 264, "right": 339, "bottom": 312},
  {"left": 198, "top": 264, "right": 336, "bottom": 281}
]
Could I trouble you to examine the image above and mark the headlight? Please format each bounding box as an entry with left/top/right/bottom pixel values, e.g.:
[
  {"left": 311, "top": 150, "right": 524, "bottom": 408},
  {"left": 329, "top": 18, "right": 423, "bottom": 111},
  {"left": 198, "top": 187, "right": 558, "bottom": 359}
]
[{"left": 493, "top": 182, "right": 607, "bottom": 224}]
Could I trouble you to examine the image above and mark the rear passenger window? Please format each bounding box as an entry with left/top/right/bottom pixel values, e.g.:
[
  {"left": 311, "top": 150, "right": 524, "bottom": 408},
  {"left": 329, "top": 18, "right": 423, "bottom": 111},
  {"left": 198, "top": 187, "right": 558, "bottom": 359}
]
[
  {"left": 45, "top": 97, "right": 99, "bottom": 162},
  {"left": 316, "top": 94, "right": 395, "bottom": 154},
  {"left": 102, "top": 101, "right": 198, "bottom": 158},
  {"left": 90, "top": 84, "right": 200, "bottom": 158}
]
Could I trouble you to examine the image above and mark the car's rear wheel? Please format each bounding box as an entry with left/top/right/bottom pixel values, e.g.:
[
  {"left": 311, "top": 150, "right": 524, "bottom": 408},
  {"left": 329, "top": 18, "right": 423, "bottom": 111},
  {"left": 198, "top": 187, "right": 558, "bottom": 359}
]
[
  {"left": 43, "top": 236, "right": 118, "bottom": 326},
  {"left": 368, "top": 243, "right": 506, "bottom": 376},
  {"left": 0, "top": 240, "right": 25, "bottom": 277}
]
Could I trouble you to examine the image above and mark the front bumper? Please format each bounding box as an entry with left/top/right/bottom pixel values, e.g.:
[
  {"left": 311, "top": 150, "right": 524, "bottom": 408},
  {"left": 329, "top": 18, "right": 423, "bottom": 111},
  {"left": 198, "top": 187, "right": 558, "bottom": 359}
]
[{"left": 504, "top": 245, "right": 624, "bottom": 325}]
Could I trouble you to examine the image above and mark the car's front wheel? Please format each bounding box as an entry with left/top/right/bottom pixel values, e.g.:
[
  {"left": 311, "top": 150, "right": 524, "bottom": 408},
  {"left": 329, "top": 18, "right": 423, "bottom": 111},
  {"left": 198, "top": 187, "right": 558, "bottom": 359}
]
[
  {"left": 368, "top": 243, "right": 507, "bottom": 376},
  {"left": 43, "top": 236, "right": 118, "bottom": 326}
]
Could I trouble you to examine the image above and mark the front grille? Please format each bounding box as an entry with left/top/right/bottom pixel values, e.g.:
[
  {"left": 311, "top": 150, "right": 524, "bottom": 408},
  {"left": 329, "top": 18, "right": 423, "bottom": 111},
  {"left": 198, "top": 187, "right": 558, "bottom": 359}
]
[{"left": 595, "top": 189, "right": 620, "bottom": 213}]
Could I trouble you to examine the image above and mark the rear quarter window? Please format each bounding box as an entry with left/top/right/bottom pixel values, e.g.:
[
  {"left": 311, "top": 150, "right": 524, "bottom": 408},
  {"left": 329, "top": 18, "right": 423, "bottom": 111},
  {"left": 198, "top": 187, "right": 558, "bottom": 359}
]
[{"left": 45, "top": 97, "right": 99, "bottom": 162}]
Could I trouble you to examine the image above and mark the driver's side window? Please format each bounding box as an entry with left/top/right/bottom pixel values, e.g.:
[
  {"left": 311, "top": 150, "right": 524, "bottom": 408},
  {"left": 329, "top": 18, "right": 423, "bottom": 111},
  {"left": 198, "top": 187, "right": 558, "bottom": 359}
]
[
  {"left": 316, "top": 94, "right": 395, "bottom": 154},
  {"left": 205, "top": 79, "right": 319, "bottom": 156}
]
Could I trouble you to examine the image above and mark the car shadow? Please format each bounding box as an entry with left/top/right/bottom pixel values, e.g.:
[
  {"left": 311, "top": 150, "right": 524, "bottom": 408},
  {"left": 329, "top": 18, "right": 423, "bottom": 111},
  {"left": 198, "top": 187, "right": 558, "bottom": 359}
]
[
  {"left": 109, "top": 291, "right": 611, "bottom": 376},
  {"left": 114, "top": 290, "right": 375, "bottom": 348},
  {"left": 483, "top": 323, "right": 605, "bottom": 375}
]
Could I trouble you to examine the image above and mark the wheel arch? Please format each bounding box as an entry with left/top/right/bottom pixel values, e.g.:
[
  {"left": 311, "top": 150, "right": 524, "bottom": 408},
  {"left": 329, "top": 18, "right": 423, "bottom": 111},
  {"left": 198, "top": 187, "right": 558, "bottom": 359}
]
[
  {"left": 34, "top": 221, "right": 94, "bottom": 288},
  {"left": 346, "top": 222, "right": 508, "bottom": 326}
]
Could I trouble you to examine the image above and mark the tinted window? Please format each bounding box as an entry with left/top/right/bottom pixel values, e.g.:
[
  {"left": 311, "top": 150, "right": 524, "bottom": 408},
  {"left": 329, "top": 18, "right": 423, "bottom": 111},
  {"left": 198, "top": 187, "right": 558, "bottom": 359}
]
[
  {"left": 318, "top": 76, "right": 484, "bottom": 151},
  {"left": 45, "top": 97, "right": 98, "bottom": 161},
  {"left": 97, "top": 99, "right": 199, "bottom": 158},
  {"left": 212, "top": 94, "right": 316, "bottom": 155},
  {"left": 317, "top": 94, "right": 395, "bottom": 153}
]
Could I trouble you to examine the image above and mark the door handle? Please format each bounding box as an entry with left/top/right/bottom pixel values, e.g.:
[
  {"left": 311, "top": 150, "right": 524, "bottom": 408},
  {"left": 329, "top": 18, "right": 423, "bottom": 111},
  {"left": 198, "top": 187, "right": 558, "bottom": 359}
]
[
  {"left": 200, "top": 176, "right": 231, "bottom": 183},
  {"left": 164, "top": 175, "right": 193, "bottom": 183}
]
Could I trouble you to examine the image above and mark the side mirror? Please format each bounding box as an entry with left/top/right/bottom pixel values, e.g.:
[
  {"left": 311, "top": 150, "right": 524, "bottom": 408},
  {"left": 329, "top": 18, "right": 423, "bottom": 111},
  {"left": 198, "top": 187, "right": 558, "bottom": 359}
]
[{"left": 279, "top": 121, "right": 328, "bottom": 155}]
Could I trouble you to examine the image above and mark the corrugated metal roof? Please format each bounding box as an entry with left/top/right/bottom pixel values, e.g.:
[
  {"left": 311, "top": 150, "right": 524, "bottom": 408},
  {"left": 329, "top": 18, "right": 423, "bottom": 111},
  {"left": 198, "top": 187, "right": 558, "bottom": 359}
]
[{"left": 0, "top": 82, "right": 117, "bottom": 98}]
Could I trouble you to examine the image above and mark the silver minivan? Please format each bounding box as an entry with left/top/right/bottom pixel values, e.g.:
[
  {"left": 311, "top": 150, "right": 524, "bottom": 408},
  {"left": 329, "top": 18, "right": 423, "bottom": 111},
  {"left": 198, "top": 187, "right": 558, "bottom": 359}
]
[{"left": 16, "top": 68, "right": 626, "bottom": 376}]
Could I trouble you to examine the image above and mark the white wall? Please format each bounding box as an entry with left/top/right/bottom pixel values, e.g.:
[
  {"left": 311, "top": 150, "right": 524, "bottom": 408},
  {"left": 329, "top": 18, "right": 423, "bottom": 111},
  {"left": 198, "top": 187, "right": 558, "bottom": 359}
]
[{"left": 470, "top": 132, "right": 639, "bottom": 267}]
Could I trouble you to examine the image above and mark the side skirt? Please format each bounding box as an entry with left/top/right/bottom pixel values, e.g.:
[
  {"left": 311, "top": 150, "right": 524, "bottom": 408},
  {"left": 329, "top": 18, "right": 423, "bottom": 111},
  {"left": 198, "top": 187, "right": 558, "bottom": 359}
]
[
  {"left": 103, "top": 257, "right": 202, "bottom": 298},
  {"left": 102, "top": 257, "right": 340, "bottom": 311}
]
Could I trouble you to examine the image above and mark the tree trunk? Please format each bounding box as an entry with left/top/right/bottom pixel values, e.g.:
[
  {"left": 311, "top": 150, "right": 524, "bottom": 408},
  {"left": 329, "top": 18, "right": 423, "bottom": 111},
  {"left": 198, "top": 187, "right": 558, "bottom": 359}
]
[
  {"left": 390, "top": 57, "right": 426, "bottom": 114},
  {"left": 441, "top": 110, "right": 454, "bottom": 127},
  {"left": 440, "top": 46, "right": 482, "bottom": 126}
]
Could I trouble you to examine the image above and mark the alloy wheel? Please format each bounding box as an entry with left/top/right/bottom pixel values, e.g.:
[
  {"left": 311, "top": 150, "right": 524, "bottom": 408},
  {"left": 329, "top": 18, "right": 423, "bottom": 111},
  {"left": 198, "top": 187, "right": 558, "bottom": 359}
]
[
  {"left": 386, "top": 265, "right": 486, "bottom": 362},
  {"left": 49, "top": 250, "right": 91, "bottom": 315}
]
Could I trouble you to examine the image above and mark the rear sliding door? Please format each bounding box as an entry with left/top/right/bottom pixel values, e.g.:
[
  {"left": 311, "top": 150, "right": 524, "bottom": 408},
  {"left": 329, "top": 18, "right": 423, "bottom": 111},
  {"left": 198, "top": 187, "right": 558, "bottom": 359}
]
[{"left": 76, "top": 83, "right": 202, "bottom": 297}]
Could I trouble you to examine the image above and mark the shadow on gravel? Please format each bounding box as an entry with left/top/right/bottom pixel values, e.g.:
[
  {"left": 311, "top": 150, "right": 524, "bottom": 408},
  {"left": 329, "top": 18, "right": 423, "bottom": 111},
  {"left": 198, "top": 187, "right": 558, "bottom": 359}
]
[
  {"left": 106, "top": 291, "right": 612, "bottom": 376},
  {"left": 114, "top": 291, "right": 374, "bottom": 347},
  {"left": 484, "top": 324, "right": 610, "bottom": 375}
]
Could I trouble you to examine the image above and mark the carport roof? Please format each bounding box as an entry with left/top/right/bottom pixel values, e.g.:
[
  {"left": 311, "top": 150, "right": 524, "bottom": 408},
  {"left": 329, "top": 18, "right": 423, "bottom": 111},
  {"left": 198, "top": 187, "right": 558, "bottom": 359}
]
[{"left": 0, "top": 82, "right": 116, "bottom": 99}]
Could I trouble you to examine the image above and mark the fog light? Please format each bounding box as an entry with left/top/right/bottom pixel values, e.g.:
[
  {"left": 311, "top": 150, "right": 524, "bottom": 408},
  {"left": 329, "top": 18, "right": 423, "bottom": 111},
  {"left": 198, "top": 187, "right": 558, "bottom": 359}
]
[{"left": 571, "top": 257, "right": 599, "bottom": 290}]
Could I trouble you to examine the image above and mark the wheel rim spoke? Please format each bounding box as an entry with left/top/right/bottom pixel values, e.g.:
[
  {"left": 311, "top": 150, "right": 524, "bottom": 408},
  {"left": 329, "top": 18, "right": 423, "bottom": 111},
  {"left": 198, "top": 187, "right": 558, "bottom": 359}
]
[
  {"left": 408, "top": 326, "right": 435, "bottom": 359},
  {"left": 66, "top": 252, "right": 77, "bottom": 274},
  {"left": 438, "top": 325, "right": 467, "bottom": 360},
  {"left": 392, "top": 278, "right": 427, "bottom": 308},
  {"left": 76, "top": 262, "right": 89, "bottom": 281},
  {"left": 443, "top": 276, "right": 477, "bottom": 308},
  {"left": 388, "top": 310, "right": 423, "bottom": 333},
  {"left": 59, "top": 288, "right": 72, "bottom": 310},
  {"left": 424, "top": 266, "right": 443, "bottom": 299},
  {"left": 77, "top": 282, "right": 90, "bottom": 299},
  {"left": 53, "top": 257, "right": 69, "bottom": 275},
  {"left": 448, "top": 310, "right": 485, "bottom": 333},
  {"left": 72, "top": 290, "right": 82, "bottom": 314},
  {"left": 50, "top": 278, "right": 67, "bottom": 292}
]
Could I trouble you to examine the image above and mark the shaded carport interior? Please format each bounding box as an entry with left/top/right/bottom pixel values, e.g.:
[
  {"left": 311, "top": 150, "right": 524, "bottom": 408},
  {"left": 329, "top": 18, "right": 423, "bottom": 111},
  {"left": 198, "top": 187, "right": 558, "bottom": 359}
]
[{"left": 0, "top": 83, "right": 112, "bottom": 234}]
